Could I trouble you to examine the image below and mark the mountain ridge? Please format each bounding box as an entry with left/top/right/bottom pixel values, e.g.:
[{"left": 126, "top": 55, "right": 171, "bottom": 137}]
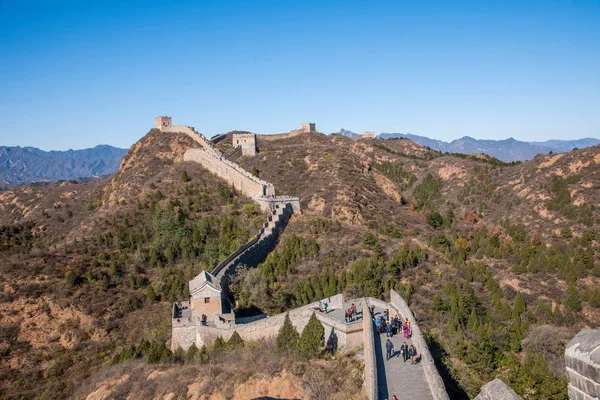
[
  {"left": 0, "top": 144, "right": 128, "bottom": 186},
  {"left": 335, "top": 129, "right": 600, "bottom": 162}
]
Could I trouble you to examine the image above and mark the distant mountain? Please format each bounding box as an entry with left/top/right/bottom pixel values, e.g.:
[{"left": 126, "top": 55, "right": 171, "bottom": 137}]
[
  {"left": 334, "top": 128, "right": 359, "bottom": 138},
  {"left": 376, "top": 132, "right": 600, "bottom": 162},
  {"left": 0, "top": 144, "right": 128, "bottom": 186},
  {"left": 529, "top": 138, "right": 600, "bottom": 153}
]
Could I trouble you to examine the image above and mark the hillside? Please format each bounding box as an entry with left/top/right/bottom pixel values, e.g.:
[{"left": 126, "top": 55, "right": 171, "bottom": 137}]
[
  {"left": 0, "top": 128, "right": 598, "bottom": 399},
  {"left": 0, "top": 145, "right": 127, "bottom": 187},
  {"left": 341, "top": 130, "right": 600, "bottom": 162}
]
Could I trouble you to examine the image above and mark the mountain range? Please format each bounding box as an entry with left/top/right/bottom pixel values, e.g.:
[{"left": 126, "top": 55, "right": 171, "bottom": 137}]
[
  {"left": 335, "top": 129, "right": 600, "bottom": 162},
  {"left": 0, "top": 145, "right": 128, "bottom": 187}
]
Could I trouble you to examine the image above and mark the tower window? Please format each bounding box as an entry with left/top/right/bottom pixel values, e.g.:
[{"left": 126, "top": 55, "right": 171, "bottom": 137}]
[{"left": 204, "top": 297, "right": 210, "bottom": 303}]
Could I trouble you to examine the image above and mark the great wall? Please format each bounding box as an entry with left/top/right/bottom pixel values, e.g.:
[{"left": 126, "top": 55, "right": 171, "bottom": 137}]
[{"left": 157, "top": 117, "right": 600, "bottom": 400}]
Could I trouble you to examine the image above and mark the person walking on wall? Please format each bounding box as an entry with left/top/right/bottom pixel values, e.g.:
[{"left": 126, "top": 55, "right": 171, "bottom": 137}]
[
  {"left": 386, "top": 322, "right": 393, "bottom": 337},
  {"left": 405, "top": 318, "right": 411, "bottom": 337},
  {"left": 409, "top": 344, "right": 418, "bottom": 364},
  {"left": 403, "top": 321, "right": 409, "bottom": 339},
  {"left": 401, "top": 342, "right": 409, "bottom": 362},
  {"left": 385, "top": 339, "right": 394, "bottom": 361}
]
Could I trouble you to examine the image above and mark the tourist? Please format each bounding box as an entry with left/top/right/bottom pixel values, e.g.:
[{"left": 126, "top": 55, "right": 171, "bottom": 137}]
[
  {"left": 392, "top": 396, "right": 399, "bottom": 400},
  {"left": 401, "top": 342, "right": 409, "bottom": 362},
  {"left": 391, "top": 317, "right": 397, "bottom": 334},
  {"left": 384, "top": 308, "right": 389, "bottom": 322},
  {"left": 370, "top": 304, "right": 375, "bottom": 316},
  {"left": 344, "top": 309, "right": 349, "bottom": 323},
  {"left": 385, "top": 339, "right": 394, "bottom": 361},
  {"left": 405, "top": 318, "right": 411, "bottom": 337},
  {"left": 409, "top": 344, "right": 418, "bottom": 364},
  {"left": 374, "top": 317, "right": 381, "bottom": 331},
  {"left": 386, "top": 322, "right": 393, "bottom": 337},
  {"left": 323, "top": 301, "right": 328, "bottom": 314},
  {"left": 403, "top": 321, "right": 409, "bottom": 339}
]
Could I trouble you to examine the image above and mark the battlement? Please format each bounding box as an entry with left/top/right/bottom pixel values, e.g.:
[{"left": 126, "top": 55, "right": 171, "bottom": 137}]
[
  {"left": 301, "top": 122, "right": 316, "bottom": 133},
  {"left": 155, "top": 116, "right": 172, "bottom": 129}
]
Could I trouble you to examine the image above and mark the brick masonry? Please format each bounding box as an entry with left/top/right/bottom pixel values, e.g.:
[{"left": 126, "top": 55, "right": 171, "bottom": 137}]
[{"left": 565, "top": 328, "right": 600, "bottom": 400}]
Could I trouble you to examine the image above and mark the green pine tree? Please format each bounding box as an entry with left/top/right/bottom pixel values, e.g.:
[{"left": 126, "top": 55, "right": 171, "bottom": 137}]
[
  {"left": 513, "top": 292, "right": 526, "bottom": 318},
  {"left": 212, "top": 337, "right": 226, "bottom": 353},
  {"left": 185, "top": 343, "right": 199, "bottom": 363},
  {"left": 277, "top": 313, "right": 300, "bottom": 353},
  {"left": 564, "top": 284, "right": 583, "bottom": 312},
  {"left": 227, "top": 331, "right": 244, "bottom": 349},
  {"left": 299, "top": 312, "right": 325, "bottom": 357}
]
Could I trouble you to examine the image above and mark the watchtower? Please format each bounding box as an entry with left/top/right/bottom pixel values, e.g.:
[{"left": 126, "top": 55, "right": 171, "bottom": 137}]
[
  {"left": 363, "top": 131, "right": 376, "bottom": 138},
  {"left": 232, "top": 132, "right": 257, "bottom": 156},
  {"left": 189, "top": 271, "right": 225, "bottom": 317},
  {"left": 155, "top": 116, "right": 172, "bottom": 130},
  {"left": 301, "top": 123, "right": 316, "bottom": 133}
]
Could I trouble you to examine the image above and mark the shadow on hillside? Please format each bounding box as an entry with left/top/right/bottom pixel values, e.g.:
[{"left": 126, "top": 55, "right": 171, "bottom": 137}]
[{"left": 426, "top": 334, "right": 469, "bottom": 400}]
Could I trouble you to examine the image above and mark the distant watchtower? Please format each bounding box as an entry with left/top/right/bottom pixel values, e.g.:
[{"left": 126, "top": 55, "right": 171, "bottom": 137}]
[
  {"left": 232, "top": 132, "right": 257, "bottom": 156},
  {"left": 155, "top": 116, "right": 172, "bottom": 130},
  {"left": 363, "top": 131, "right": 376, "bottom": 138},
  {"left": 301, "top": 123, "right": 316, "bottom": 133}
]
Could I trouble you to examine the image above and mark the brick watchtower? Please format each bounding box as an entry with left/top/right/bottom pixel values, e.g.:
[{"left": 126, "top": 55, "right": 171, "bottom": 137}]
[{"left": 155, "top": 116, "right": 172, "bottom": 130}]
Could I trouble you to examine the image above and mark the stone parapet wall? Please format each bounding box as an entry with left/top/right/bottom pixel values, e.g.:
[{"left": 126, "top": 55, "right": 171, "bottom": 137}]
[
  {"left": 163, "top": 125, "right": 219, "bottom": 155},
  {"left": 214, "top": 204, "right": 292, "bottom": 288},
  {"left": 390, "top": 289, "right": 449, "bottom": 400},
  {"left": 565, "top": 328, "right": 600, "bottom": 400},
  {"left": 196, "top": 294, "right": 347, "bottom": 347},
  {"left": 474, "top": 379, "right": 521, "bottom": 400},
  {"left": 362, "top": 298, "right": 378, "bottom": 400},
  {"left": 171, "top": 325, "right": 197, "bottom": 351},
  {"left": 257, "top": 129, "right": 306, "bottom": 142},
  {"left": 183, "top": 148, "right": 274, "bottom": 199}
]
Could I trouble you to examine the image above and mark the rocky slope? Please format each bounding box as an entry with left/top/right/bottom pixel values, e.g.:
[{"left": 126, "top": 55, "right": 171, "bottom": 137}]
[{"left": 0, "top": 127, "right": 598, "bottom": 399}]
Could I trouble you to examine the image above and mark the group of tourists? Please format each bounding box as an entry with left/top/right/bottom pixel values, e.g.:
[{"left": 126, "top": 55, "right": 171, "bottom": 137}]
[
  {"left": 344, "top": 303, "right": 358, "bottom": 322},
  {"left": 385, "top": 339, "right": 419, "bottom": 364},
  {"left": 373, "top": 308, "right": 412, "bottom": 340}
]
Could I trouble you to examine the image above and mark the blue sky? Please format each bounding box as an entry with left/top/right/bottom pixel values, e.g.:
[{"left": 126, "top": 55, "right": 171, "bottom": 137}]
[{"left": 1, "top": 0, "right": 599, "bottom": 150}]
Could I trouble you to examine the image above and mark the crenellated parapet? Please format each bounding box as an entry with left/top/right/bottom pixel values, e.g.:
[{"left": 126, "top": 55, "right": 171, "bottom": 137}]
[{"left": 566, "top": 328, "right": 600, "bottom": 400}]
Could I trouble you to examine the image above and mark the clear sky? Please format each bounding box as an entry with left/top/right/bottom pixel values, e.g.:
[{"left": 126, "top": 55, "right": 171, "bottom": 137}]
[{"left": 1, "top": 0, "right": 599, "bottom": 150}]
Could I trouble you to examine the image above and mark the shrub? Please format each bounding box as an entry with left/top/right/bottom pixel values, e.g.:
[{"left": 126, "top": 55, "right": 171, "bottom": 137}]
[
  {"left": 564, "top": 285, "right": 582, "bottom": 312},
  {"left": 277, "top": 313, "right": 300, "bottom": 353},
  {"left": 363, "top": 233, "right": 378, "bottom": 246},
  {"left": 180, "top": 171, "right": 190, "bottom": 182},
  {"left": 227, "top": 331, "right": 244, "bottom": 349},
  {"left": 186, "top": 343, "right": 199, "bottom": 363},
  {"left": 427, "top": 212, "right": 444, "bottom": 229},
  {"left": 299, "top": 313, "right": 324, "bottom": 357}
]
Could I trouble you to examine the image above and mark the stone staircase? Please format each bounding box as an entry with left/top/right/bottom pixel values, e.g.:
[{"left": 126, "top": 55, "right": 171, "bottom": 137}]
[
  {"left": 213, "top": 203, "right": 293, "bottom": 287},
  {"left": 223, "top": 145, "right": 242, "bottom": 161}
]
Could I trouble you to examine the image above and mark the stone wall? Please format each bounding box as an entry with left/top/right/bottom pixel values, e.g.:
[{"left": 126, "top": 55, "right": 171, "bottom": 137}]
[
  {"left": 162, "top": 125, "right": 217, "bottom": 154},
  {"left": 214, "top": 204, "right": 293, "bottom": 288},
  {"left": 255, "top": 196, "right": 301, "bottom": 214},
  {"left": 390, "top": 289, "right": 449, "bottom": 400},
  {"left": 474, "top": 379, "right": 521, "bottom": 400},
  {"left": 565, "top": 328, "right": 600, "bottom": 400},
  {"left": 362, "top": 298, "right": 378, "bottom": 400},
  {"left": 232, "top": 132, "right": 257, "bottom": 156},
  {"left": 184, "top": 148, "right": 275, "bottom": 199},
  {"left": 171, "top": 325, "right": 196, "bottom": 351},
  {"left": 195, "top": 294, "right": 349, "bottom": 347},
  {"left": 257, "top": 129, "right": 306, "bottom": 142}
]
